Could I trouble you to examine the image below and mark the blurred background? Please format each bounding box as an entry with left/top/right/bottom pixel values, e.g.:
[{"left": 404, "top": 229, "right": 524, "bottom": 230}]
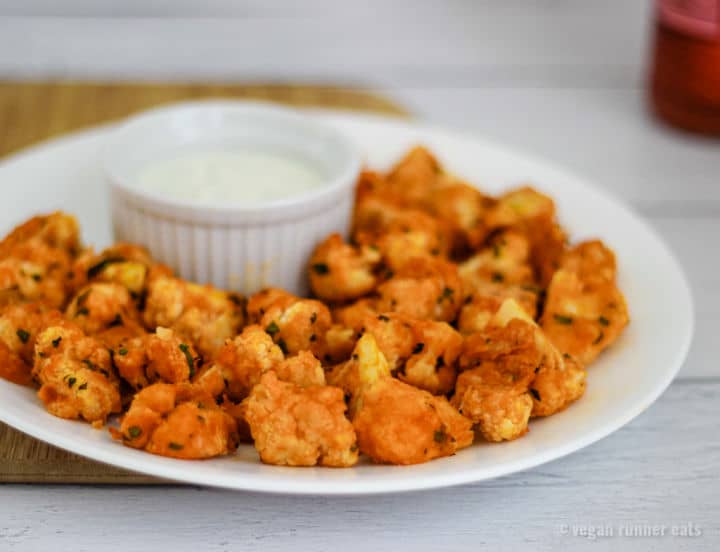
[{"left": 1, "top": 1, "right": 717, "bottom": 206}]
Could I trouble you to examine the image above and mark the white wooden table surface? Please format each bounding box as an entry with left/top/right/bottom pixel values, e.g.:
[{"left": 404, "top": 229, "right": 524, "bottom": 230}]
[{"left": 0, "top": 2, "right": 718, "bottom": 550}]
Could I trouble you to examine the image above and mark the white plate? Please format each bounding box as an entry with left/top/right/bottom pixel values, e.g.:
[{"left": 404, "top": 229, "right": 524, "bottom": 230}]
[{"left": 0, "top": 110, "right": 693, "bottom": 495}]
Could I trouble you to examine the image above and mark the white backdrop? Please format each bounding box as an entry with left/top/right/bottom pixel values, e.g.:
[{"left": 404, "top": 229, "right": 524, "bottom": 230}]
[{"left": 0, "top": 1, "right": 651, "bottom": 87}]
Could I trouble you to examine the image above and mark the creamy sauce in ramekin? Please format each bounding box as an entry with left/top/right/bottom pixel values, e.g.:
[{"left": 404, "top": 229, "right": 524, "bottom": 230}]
[{"left": 136, "top": 149, "right": 325, "bottom": 204}]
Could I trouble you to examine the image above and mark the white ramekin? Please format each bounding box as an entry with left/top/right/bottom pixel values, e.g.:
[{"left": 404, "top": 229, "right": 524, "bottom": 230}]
[{"left": 102, "top": 100, "right": 361, "bottom": 296}]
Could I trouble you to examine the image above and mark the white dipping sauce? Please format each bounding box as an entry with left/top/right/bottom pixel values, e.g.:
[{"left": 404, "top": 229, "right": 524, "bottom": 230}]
[{"left": 136, "top": 149, "right": 325, "bottom": 204}]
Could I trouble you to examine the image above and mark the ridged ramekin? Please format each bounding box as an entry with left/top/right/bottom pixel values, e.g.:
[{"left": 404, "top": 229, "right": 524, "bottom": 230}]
[{"left": 103, "top": 100, "right": 361, "bottom": 296}]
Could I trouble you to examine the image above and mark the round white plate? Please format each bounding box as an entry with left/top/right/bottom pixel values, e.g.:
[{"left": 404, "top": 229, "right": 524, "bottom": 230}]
[{"left": 0, "top": 110, "right": 693, "bottom": 495}]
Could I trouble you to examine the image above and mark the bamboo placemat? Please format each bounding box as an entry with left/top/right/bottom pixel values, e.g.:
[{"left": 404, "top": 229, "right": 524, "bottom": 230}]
[{"left": 0, "top": 81, "right": 407, "bottom": 483}]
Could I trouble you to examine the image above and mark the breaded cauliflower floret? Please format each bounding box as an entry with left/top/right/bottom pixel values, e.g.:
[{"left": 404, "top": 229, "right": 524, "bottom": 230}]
[
  {"left": 33, "top": 323, "right": 120, "bottom": 424},
  {"left": 425, "top": 180, "right": 494, "bottom": 253},
  {"left": 247, "top": 287, "right": 331, "bottom": 357},
  {"left": 373, "top": 228, "right": 445, "bottom": 271},
  {"left": 116, "top": 382, "right": 238, "bottom": 459},
  {"left": 376, "top": 256, "right": 462, "bottom": 322},
  {"left": 384, "top": 145, "right": 444, "bottom": 206},
  {"left": 456, "top": 300, "right": 586, "bottom": 438},
  {"left": 0, "top": 212, "right": 81, "bottom": 309},
  {"left": 454, "top": 376, "right": 533, "bottom": 442},
  {"left": 273, "top": 350, "right": 326, "bottom": 388},
  {"left": 330, "top": 334, "right": 473, "bottom": 465},
  {"left": 360, "top": 312, "right": 462, "bottom": 395},
  {"left": 66, "top": 282, "right": 139, "bottom": 335},
  {"left": 308, "top": 234, "right": 381, "bottom": 302},
  {"left": 70, "top": 242, "right": 154, "bottom": 297},
  {"left": 243, "top": 371, "right": 358, "bottom": 467},
  {"left": 457, "top": 285, "right": 538, "bottom": 336},
  {"left": 459, "top": 229, "right": 535, "bottom": 290},
  {"left": 143, "top": 275, "right": 245, "bottom": 359},
  {"left": 213, "top": 324, "right": 284, "bottom": 400},
  {"left": 0, "top": 303, "right": 61, "bottom": 385},
  {"left": 484, "top": 186, "right": 556, "bottom": 231},
  {"left": 113, "top": 327, "right": 199, "bottom": 389},
  {"left": 0, "top": 241, "right": 73, "bottom": 309},
  {"left": 541, "top": 241, "right": 629, "bottom": 365},
  {"left": 0, "top": 212, "right": 80, "bottom": 258}
]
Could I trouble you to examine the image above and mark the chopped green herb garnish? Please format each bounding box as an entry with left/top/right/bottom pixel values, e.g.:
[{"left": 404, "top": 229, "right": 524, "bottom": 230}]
[
  {"left": 16, "top": 329, "right": 30, "bottom": 344},
  {"left": 598, "top": 315, "right": 610, "bottom": 326},
  {"left": 378, "top": 314, "right": 390, "bottom": 322},
  {"left": 433, "top": 429, "right": 447, "bottom": 443},
  {"left": 118, "top": 347, "right": 128, "bottom": 356},
  {"left": 82, "top": 359, "right": 97, "bottom": 371},
  {"left": 265, "top": 321, "right": 280, "bottom": 336},
  {"left": 168, "top": 442, "right": 184, "bottom": 451},
  {"left": 437, "top": 287, "right": 454, "bottom": 304},
  {"left": 52, "top": 336, "right": 62, "bottom": 348},
  {"left": 412, "top": 342, "right": 425, "bottom": 355},
  {"left": 67, "top": 377, "right": 77, "bottom": 388},
  {"left": 75, "top": 307, "right": 89, "bottom": 317},
  {"left": 127, "top": 426, "right": 142, "bottom": 439},
  {"left": 31, "top": 273, "right": 42, "bottom": 282},
  {"left": 312, "top": 263, "right": 330, "bottom": 275},
  {"left": 492, "top": 243, "right": 501, "bottom": 258},
  {"left": 179, "top": 343, "right": 195, "bottom": 377},
  {"left": 553, "top": 314, "right": 573, "bottom": 325},
  {"left": 87, "top": 257, "right": 125, "bottom": 279}
]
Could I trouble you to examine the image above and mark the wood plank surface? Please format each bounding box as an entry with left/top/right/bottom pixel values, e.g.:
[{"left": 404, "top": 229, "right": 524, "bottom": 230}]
[{"left": 0, "top": 80, "right": 405, "bottom": 484}]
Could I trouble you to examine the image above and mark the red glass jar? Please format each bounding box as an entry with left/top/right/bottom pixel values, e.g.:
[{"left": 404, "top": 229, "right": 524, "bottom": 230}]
[{"left": 650, "top": 0, "right": 720, "bottom": 136}]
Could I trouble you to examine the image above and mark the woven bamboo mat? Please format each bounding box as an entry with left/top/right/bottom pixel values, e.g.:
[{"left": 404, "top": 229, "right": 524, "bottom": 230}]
[{"left": 0, "top": 81, "right": 407, "bottom": 483}]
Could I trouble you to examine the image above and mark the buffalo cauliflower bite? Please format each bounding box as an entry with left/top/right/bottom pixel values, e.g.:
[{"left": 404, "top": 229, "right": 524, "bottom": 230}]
[
  {"left": 308, "top": 234, "right": 381, "bottom": 302},
  {"left": 243, "top": 371, "right": 358, "bottom": 467},
  {"left": 457, "top": 285, "right": 538, "bottom": 336},
  {"left": 0, "top": 212, "right": 80, "bottom": 258},
  {"left": 247, "top": 287, "right": 331, "bottom": 357},
  {"left": 213, "top": 324, "right": 284, "bottom": 400},
  {"left": 0, "top": 212, "right": 81, "bottom": 309},
  {"left": 0, "top": 240, "right": 73, "bottom": 309},
  {"left": 66, "top": 282, "right": 140, "bottom": 335},
  {"left": 112, "top": 327, "right": 199, "bottom": 389},
  {"left": 376, "top": 256, "right": 462, "bottom": 322},
  {"left": 358, "top": 312, "right": 462, "bottom": 395},
  {"left": 484, "top": 186, "right": 556, "bottom": 231},
  {"left": 0, "top": 303, "right": 62, "bottom": 385},
  {"left": 455, "top": 300, "right": 586, "bottom": 439},
  {"left": 70, "top": 242, "right": 154, "bottom": 297},
  {"left": 143, "top": 275, "right": 245, "bottom": 359},
  {"left": 373, "top": 228, "right": 446, "bottom": 271},
  {"left": 384, "top": 146, "right": 444, "bottom": 206},
  {"left": 273, "top": 350, "right": 326, "bottom": 388},
  {"left": 459, "top": 230, "right": 535, "bottom": 290},
  {"left": 424, "top": 180, "right": 495, "bottom": 253},
  {"left": 116, "top": 381, "right": 238, "bottom": 459},
  {"left": 541, "top": 240, "right": 629, "bottom": 365},
  {"left": 33, "top": 322, "right": 121, "bottom": 424},
  {"left": 330, "top": 334, "right": 473, "bottom": 465}
]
